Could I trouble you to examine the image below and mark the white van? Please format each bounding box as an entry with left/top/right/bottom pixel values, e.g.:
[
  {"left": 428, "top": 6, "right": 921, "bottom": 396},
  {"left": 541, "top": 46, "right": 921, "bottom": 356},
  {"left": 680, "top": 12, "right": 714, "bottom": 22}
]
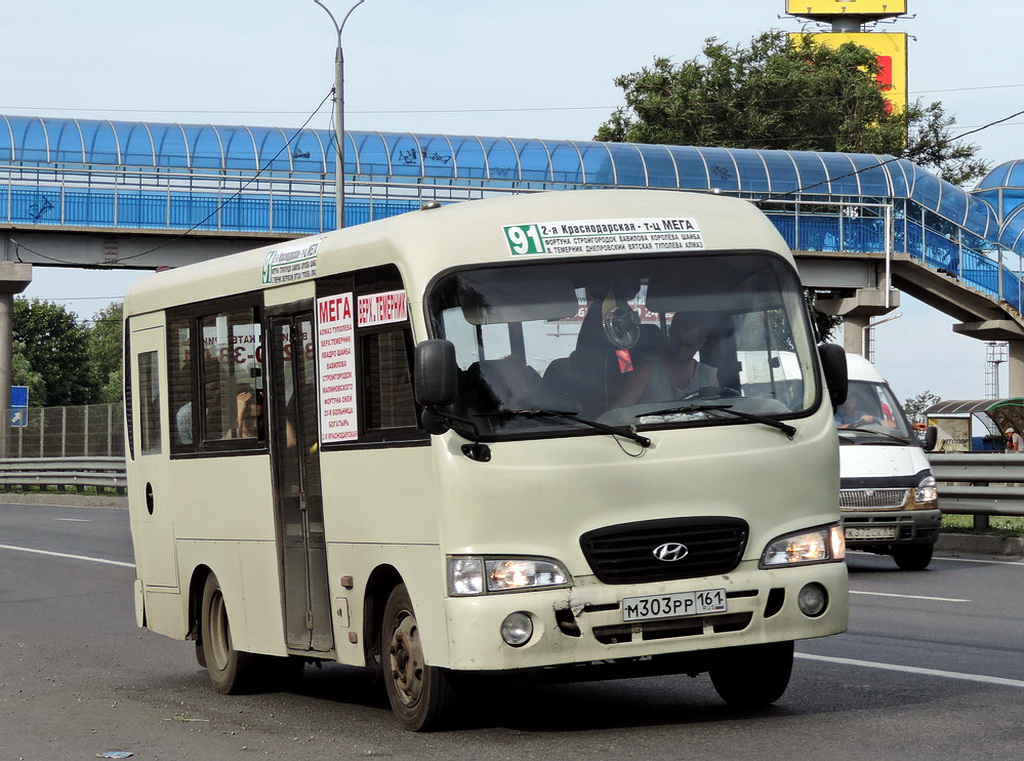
[{"left": 837, "top": 354, "right": 940, "bottom": 570}]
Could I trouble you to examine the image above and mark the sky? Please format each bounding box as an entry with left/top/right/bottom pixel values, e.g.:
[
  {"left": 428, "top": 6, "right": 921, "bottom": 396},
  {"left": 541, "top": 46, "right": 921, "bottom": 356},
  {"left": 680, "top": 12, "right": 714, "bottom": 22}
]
[{"left": 3, "top": 0, "right": 1023, "bottom": 403}]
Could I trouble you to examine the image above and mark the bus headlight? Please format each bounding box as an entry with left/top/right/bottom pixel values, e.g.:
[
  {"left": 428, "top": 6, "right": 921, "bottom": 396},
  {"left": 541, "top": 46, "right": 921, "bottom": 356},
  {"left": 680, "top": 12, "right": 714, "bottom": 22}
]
[
  {"left": 911, "top": 474, "right": 938, "bottom": 509},
  {"left": 760, "top": 524, "right": 846, "bottom": 568},
  {"left": 447, "top": 556, "right": 571, "bottom": 596}
]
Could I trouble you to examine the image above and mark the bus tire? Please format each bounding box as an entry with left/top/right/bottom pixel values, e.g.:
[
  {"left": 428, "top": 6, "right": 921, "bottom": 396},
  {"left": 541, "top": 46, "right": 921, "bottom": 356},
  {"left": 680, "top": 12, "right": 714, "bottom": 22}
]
[
  {"left": 382, "top": 584, "right": 460, "bottom": 731},
  {"left": 709, "top": 641, "right": 794, "bottom": 708},
  {"left": 892, "top": 544, "right": 933, "bottom": 571},
  {"left": 200, "top": 573, "right": 264, "bottom": 694}
]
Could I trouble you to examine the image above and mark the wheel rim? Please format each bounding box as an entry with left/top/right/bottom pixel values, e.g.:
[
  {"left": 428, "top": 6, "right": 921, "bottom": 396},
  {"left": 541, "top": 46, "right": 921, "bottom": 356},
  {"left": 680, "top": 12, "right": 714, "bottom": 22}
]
[
  {"left": 387, "top": 610, "right": 424, "bottom": 708},
  {"left": 207, "top": 589, "right": 231, "bottom": 672}
]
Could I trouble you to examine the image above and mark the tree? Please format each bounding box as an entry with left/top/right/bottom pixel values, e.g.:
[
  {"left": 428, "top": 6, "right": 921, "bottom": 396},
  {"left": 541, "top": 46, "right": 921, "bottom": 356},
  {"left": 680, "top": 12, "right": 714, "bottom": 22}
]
[
  {"left": 597, "top": 31, "right": 989, "bottom": 186},
  {"left": 903, "top": 390, "right": 941, "bottom": 425},
  {"left": 87, "top": 302, "right": 124, "bottom": 404},
  {"left": 13, "top": 299, "right": 98, "bottom": 406}
]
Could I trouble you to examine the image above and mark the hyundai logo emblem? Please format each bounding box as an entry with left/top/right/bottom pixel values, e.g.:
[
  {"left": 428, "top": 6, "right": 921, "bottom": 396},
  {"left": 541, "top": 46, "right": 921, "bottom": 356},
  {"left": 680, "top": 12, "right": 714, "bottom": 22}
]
[{"left": 653, "top": 542, "right": 689, "bottom": 562}]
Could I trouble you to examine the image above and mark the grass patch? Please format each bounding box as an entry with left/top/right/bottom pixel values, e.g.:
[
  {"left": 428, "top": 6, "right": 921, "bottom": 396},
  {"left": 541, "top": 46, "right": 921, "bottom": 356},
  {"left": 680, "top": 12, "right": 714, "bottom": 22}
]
[{"left": 942, "top": 514, "right": 1024, "bottom": 538}]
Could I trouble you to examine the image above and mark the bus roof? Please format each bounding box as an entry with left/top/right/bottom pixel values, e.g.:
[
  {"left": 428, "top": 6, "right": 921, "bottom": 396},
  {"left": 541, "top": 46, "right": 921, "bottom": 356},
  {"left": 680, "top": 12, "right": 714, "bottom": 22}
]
[{"left": 124, "top": 189, "right": 793, "bottom": 317}]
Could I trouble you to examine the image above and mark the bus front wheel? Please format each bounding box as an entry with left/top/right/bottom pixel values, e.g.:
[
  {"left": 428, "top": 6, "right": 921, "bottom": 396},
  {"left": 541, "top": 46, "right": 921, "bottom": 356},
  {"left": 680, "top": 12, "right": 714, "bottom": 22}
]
[
  {"left": 709, "top": 641, "right": 794, "bottom": 708},
  {"left": 382, "top": 584, "right": 460, "bottom": 731}
]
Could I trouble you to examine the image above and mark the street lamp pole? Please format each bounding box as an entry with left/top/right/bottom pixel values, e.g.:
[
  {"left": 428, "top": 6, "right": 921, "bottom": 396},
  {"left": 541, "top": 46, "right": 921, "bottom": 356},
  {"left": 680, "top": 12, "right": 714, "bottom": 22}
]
[{"left": 313, "top": 0, "right": 364, "bottom": 230}]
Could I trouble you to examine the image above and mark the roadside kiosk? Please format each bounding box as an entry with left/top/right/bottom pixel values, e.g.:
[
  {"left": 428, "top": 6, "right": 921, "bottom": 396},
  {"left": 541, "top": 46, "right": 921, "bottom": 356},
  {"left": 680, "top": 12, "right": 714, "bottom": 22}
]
[{"left": 924, "top": 398, "right": 1024, "bottom": 452}]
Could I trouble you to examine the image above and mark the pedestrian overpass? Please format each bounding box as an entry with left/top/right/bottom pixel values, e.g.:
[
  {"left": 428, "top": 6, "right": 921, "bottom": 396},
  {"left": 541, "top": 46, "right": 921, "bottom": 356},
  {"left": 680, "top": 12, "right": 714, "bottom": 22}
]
[{"left": 4, "top": 114, "right": 1024, "bottom": 387}]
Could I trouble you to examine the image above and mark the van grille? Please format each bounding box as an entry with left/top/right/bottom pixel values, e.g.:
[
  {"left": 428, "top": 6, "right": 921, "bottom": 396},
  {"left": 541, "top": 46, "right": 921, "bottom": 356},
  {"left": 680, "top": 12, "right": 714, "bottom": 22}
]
[
  {"left": 580, "top": 517, "right": 748, "bottom": 584},
  {"left": 840, "top": 488, "right": 908, "bottom": 510}
]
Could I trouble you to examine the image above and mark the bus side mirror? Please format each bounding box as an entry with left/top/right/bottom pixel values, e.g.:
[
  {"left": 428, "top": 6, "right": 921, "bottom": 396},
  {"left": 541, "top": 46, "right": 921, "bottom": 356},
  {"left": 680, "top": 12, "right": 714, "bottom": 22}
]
[
  {"left": 414, "top": 340, "right": 458, "bottom": 408},
  {"left": 818, "top": 343, "right": 848, "bottom": 409}
]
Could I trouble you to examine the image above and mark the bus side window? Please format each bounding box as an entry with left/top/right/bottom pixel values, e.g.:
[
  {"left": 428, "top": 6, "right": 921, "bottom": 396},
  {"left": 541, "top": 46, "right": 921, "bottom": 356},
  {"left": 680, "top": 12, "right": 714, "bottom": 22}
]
[
  {"left": 138, "top": 350, "right": 162, "bottom": 455},
  {"left": 168, "top": 315, "right": 194, "bottom": 450},
  {"left": 199, "top": 310, "right": 263, "bottom": 443},
  {"left": 361, "top": 328, "right": 418, "bottom": 431}
]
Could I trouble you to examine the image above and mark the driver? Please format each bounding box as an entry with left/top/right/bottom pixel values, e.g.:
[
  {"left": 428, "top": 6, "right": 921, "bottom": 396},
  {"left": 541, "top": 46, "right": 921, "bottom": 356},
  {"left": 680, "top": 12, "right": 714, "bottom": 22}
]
[
  {"left": 613, "top": 312, "right": 718, "bottom": 406},
  {"left": 835, "top": 394, "right": 877, "bottom": 428}
]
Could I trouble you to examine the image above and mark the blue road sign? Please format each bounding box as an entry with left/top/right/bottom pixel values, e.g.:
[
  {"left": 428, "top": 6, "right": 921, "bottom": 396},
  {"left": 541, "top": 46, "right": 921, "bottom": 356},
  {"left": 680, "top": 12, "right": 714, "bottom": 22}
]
[{"left": 11, "top": 385, "right": 28, "bottom": 428}]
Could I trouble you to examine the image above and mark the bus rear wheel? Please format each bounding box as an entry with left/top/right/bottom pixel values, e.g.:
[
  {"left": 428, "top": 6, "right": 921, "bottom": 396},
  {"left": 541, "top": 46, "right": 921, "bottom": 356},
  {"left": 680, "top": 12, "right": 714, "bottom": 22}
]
[
  {"left": 382, "top": 584, "right": 460, "bottom": 731},
  {"left": 200, "top": 573, "right": 303, "bottom": 694},
  {"left": 709, "top": 641, "right": 794, "bottom": 708}
]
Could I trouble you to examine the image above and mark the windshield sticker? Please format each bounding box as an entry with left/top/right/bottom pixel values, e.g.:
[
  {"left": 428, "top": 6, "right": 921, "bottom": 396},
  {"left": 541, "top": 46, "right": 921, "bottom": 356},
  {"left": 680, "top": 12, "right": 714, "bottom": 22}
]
[
  {"left": 503, "top": 218, "right": 704, "bottom": 256},
  {"left": 358, "top": 289, "right": 408, "bottom": 327},
  {"left": 262, "top": 239, "right": 322, "bottom": 285},
  {"left": 316, "top": 292, "right": 358, "bottom": 443}
]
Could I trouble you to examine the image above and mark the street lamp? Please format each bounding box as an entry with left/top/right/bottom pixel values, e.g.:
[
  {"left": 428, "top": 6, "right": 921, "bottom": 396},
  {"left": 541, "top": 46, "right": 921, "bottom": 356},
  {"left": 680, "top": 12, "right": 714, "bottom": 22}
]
[{"left": 313, "top": 0, "right": 365, "bottom": 229}]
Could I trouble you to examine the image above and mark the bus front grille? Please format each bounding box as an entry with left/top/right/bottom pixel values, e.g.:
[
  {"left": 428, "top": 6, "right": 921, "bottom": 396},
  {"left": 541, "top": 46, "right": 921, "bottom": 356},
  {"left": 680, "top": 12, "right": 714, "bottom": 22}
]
[{"left": 580, "top": 517, "right": 749, "bottom": 584}]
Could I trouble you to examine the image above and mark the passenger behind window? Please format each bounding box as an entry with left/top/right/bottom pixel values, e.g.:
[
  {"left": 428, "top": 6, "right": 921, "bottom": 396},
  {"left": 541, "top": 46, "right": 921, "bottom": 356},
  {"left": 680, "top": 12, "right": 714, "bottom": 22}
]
[
  {"left": 229, "top": 386, "right": 265, "bottom": 439},
  {"left": 614, "top": 313, "right": 718, "bottom": 406}
]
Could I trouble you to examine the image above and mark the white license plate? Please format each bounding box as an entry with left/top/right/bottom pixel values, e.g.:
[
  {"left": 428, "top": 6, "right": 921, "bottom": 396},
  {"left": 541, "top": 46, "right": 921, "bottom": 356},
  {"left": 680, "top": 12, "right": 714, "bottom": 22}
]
[
  {"left": 845, "top": 526, "right": 897, "bottom": 540},
  {"left": 621, "top": 588, "right": 727, "bottom": 622}
]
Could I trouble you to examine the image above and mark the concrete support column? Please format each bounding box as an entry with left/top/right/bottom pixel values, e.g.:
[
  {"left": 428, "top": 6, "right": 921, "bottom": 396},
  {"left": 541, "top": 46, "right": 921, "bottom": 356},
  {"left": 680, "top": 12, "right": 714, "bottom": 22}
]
[
  {"left": 0, "top": 262, "right": 34, "bottom": 458},
  {"left": 843, "top": 315, "right": 871, "bottom": 357},
  {"left": 1008, "top": 340, "right": 1024, "bottom": 397}
]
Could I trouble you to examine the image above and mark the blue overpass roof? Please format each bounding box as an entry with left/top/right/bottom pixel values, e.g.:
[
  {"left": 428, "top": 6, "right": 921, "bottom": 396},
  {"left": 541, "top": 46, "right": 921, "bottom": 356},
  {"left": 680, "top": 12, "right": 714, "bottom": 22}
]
[{"left": 0, "top": 114, "right": 1011, "bottom": 250}]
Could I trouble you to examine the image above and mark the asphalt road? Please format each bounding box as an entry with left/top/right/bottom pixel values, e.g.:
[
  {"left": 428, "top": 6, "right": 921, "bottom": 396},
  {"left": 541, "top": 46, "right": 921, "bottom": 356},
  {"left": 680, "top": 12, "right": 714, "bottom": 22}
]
[{"left": 1, "top": 502, "right": 1021, "bottom": 761}]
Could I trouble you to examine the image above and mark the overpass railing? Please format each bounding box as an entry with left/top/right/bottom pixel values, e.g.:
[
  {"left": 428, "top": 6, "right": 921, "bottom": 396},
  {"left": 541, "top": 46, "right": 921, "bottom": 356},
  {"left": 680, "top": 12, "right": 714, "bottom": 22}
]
[{"left": 4, "top": 167, "right": 1024, "bottom": 315}]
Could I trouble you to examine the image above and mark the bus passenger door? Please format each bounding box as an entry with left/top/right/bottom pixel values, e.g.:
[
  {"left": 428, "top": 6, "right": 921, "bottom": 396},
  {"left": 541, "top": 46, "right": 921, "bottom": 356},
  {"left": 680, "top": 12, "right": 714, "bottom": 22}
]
[
  {"left": 268, "top": 313, "right": 334, "bottom": 654},
  {"left": 128, "top": 324, "right": 179, "bottom": 596}
]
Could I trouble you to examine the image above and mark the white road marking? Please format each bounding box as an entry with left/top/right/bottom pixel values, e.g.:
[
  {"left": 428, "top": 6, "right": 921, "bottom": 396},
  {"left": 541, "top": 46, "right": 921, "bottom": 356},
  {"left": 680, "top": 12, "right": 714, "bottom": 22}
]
[
  {"left": 797, "top": 653, "right": 1024, "bottom": 688},
  {"left": 0, "top": 543, "right": 135, "bottom": 568},
  {"left": 53, "top": 518, "right": 91, "bottom": 522},
  {"left": 850, "top": 590, "right": 970, "bottom": 603},
  {"left": 936, "top": 556, "right": 1024, "bottom": 567}
]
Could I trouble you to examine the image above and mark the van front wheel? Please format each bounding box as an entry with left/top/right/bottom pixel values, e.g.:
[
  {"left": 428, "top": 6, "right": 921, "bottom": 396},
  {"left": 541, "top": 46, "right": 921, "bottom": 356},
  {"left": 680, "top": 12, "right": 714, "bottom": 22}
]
[
  {"left": 382, "top": 584, "right": 460, "bottom": 731},
  {"left": 709, "top": 641, "right": 794, "bottom": 708},
  {"left": 892, "top": 544, "right": 933, "bottom": 571}
]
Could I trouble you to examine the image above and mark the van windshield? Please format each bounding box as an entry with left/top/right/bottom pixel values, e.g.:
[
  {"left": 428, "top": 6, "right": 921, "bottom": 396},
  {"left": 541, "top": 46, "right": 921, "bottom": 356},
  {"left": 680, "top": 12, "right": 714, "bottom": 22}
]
[
  {"left": 426, "top": 252, "right": 820, "bottom": 440},
  {"left": 835, "top": 380, "right": 914, "bottom": 441}
]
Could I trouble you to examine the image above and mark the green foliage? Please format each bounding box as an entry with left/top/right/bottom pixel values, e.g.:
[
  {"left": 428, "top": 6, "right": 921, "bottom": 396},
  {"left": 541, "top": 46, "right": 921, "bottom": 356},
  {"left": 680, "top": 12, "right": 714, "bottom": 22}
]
[
  {"left": 87, "top": 302, "right": 124, "bottom": 404},
  {"left": 903, "top": 390, "right": 941, "bottom": 424},
  {"left": 805, "top": 290, "right": 843, "bottom": 343},
  {"left": 13, "top": 299, "right": 100, "bottom": 406},
  {"left": 597, "top": 31, "right": 988, "bottom": 186}
]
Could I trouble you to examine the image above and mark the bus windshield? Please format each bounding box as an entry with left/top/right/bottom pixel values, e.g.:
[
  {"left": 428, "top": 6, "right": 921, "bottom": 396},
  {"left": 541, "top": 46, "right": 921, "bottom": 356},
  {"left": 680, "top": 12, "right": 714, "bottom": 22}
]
[{"left": 427, "top": 252, "right": 819, "bottom": 439}]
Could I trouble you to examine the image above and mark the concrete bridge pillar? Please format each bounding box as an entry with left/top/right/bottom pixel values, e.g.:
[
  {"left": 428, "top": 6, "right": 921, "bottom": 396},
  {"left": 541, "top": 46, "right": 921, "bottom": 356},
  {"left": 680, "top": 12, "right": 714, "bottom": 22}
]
[
  {"left": 1008, "top": 342, "right": 1024, "bottom": 397},
  {"left": 0, "top": 262, "right": 34, "bottom": 457},
  {"left": 815, "top": 287, "right": 901, "bottom": 359}
]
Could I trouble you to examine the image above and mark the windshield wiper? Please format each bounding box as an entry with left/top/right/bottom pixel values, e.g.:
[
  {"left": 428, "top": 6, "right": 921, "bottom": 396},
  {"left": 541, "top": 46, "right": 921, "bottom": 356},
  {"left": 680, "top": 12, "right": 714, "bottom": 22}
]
[
  {"left": 639, "top": 403, "right": 797, "bottom": 440},
  {"left": 488, "top": 408, "right": 651, "bottom": 448},
  {"left": 838, "top": 427, "right": 911, "bottom": 444}
]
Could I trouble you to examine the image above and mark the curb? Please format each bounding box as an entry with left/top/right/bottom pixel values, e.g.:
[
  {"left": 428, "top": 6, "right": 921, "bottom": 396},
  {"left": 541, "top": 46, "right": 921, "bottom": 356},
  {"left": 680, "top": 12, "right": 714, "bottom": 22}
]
[
  {"left": 0, "top": 493, "right": 128, "bottom": 509},
  {"left": 936, "top": 532, "right": 1024, "bottom": 559}
]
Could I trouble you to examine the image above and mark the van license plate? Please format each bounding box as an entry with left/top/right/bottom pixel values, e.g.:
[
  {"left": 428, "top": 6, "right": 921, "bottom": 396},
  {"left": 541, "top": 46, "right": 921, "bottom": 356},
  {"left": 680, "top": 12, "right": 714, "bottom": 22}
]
[
  {"left": 845, "top": 526, "right": 897, "bottom": 540},
  {"left": 621, "top": 589, "right": 727, "bottom": 622}
]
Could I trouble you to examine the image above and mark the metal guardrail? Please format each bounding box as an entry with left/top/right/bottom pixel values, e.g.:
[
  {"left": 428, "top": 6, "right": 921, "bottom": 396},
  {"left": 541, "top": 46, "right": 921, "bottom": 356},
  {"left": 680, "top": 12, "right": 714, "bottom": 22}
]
[
  {"left": 0, "top": 452, "right": 1020, "bottom": 518},
  {"left": 928, "top": 453, "right": 1024, "bottom": 524},
  {"left": 0, "top": 456, "right": 126, "bottom": 494}
]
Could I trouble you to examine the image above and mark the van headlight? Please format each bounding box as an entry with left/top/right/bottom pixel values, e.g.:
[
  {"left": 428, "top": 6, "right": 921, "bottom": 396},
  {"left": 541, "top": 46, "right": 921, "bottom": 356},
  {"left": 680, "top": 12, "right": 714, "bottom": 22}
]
[
  {"left": 911, "top": 474, "right": 938, "bottom": 509},
  {"left": 447, "top": 556, "right": 571, "bottom": 596},
  {"left": 760, "top": 524, "right": 846, "bottom": 568}
]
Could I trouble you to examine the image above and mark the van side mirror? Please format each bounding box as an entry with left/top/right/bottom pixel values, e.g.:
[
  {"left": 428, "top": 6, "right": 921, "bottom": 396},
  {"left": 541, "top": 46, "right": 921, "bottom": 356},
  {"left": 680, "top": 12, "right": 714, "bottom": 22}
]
[
  {"left": 924, "top": 425, "right": 938, "bottom": 451},
  {"left": 818, "top": 343, "right": 848, "bottom": 409},
  {"left": 414, "top": 339, "right": 458, "bottom": 408}
]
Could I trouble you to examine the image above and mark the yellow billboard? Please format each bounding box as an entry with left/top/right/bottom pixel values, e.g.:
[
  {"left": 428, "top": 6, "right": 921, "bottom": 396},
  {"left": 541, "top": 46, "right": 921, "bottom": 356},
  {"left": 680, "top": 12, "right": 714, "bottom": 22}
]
[
  {"left": 795, "top": 32, "right": 908, "bottom": 114},
  {"left": 787, "top": 1, "right": 907, "bottom": 16}
]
